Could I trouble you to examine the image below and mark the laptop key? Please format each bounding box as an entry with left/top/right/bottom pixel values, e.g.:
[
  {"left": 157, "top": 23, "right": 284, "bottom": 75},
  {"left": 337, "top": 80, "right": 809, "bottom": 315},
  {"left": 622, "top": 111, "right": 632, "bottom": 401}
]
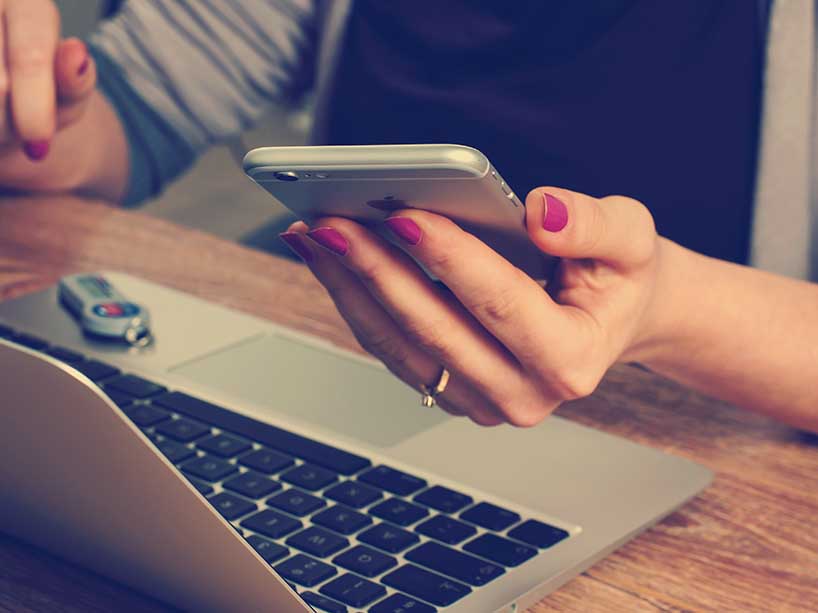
[
  {"left": 223, "top": 471, "right": 281, "bottom": 499},
  {"left": 187, "top": 478, "right": 213, "bottom": 496},
  {"left": 320, "top": 573, "right": 386, "bottom": 608},
  {"left": 405, "top": 542, "right": 504, "bottom": 586},
  {"left": 324, "top": 481, "right": 382, "bottom": 509},
  {"left": 333, "top": 545, "right": 397, "bottom": 578},
  {"left": 73, "top": 359, "right": 120, "bottom": 382},
  {"left": 508, "top": 519, "right": 569, "bottom": 549},
  {"left": 415, "top": 515, "right": 476, "bottom": 545},
  {"left": 312, "top": 504, "right": 372, "bottom": 535},
  {"left": 414, "top": 485, "right": 472, "bottom": 514},
  {"left": 45, "top": 346, "right": 84, "bottom": 363},
  {"left": 280, "top": 463, "right": 338, "bottom": 491},
  {"left": 155, "top": 417, "right": 211, "bottom": 442},
  {"left": 246, "top": 535, "right": 289, "bottom": 564},
  {"left": 238, "top": 448, "right": 294, "bottom": 474},
  {"left": 463, "top": 533, "right": 537, "bottom": 567},
  {"left": 241, "top": 509, "right": 302, "bottom": 539},
  {"left": 369, "top": 498, "right": 429, "bottom": 527},
  {"left": 301, "top": 591, "right": 348, "bottom": 613},
  {"left": 104, "top": 389, "right": 136, "bottom": 409},
  {"left": 369, "top": 593, "right": 436, "bottom": 613},
  {"left": 267, "top": 488, "right": 325, "bottom": 516},
  {"left": 197, "top": 433, "right": 251, "bottom": 458},
  {"left": 460, "top": 501, "right": 520, "bottom": 531},
  {"left": 10, "top": 333, "right": 48, "bottom": 351},
  {"left": 209, "top": 492, "right": 257, "bottom": 521},
  {"left": 357, "top": 523, "right": 419, "bottom": 554},
  {"left": 123, "top": 404, "right": 171, "bottom": 427},
  {"left": 381, "top": 565, "right": 470, "bottom": 607},
  {"left": 152, "top": 392, "right": 370, "bottom": 475},
  {"left": 106, "top": 374, "right": 166, "bottom": 399},
  {"left": 287, "top": 526, "right": 349, "bottom": 558},
  {"left": 147, "top": 433, "right": 195, "bottom": 463},
  {"left": 180, "top": 454, "right": 237, "bottom": 482},
  {"left": 275, "top": 554, "right": 337, "bottom": 587},
  {"left": 358, "top": 465, "right": 426, "bottom": 496}
]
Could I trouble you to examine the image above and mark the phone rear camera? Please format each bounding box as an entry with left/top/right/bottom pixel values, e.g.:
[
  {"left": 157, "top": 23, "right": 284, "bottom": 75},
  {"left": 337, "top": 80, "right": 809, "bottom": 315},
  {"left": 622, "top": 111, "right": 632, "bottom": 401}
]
[{"left": 274, "top": 171, "right": 299, "bottom": 182}]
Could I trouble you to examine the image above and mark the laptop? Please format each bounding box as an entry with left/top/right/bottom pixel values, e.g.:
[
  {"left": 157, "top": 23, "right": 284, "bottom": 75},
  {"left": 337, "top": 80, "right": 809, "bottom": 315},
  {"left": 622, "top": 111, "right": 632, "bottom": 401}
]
[{"left": 0, "top": 271, "right": 712, "bottom": 612}]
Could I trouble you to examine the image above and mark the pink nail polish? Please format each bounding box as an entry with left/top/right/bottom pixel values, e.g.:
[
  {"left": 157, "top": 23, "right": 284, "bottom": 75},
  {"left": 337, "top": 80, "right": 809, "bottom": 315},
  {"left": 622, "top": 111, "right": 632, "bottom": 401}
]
[
  {"left": 279, "top": 232, "right": 313, "bottom": 263},
  {"left": 78, "top": 56, "right": 90, "bottom": 76},
  {"left": 542, "top": 193, "right": 568, "bottom": 232},
  {"left": 23, "top": 140, "right": 50, "bottom": 162},
  {"left": 384, "top": 217, "right": 422, "bottom": 245},
  {"left": 307, "top": 227, "right": 349, "bottom": 256}
]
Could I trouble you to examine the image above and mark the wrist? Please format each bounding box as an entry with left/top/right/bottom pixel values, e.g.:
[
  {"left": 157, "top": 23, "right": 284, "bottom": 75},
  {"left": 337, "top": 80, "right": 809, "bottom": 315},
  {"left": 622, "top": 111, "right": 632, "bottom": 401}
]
[
  {"left": 71, "top": 91, "right": 129, "bottom": 201},
  {"left": 621, "top": 237, "right": 699, "bottom": 368},
  {"left": 0, "top": 91, "right": 127, "bottom": 201}
]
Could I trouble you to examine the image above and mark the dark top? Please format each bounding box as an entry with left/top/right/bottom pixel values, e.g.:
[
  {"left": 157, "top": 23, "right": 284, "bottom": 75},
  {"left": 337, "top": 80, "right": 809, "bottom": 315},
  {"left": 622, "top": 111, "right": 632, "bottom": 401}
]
[{"left": 326, "top": 1, "right": 762, "bottom": 264}]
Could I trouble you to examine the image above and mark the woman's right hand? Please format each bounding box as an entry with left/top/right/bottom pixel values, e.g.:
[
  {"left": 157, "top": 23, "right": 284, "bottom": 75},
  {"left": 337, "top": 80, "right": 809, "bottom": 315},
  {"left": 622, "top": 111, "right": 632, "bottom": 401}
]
[{"left": 0, "top": 0, "right": 98, "bottom": 186}]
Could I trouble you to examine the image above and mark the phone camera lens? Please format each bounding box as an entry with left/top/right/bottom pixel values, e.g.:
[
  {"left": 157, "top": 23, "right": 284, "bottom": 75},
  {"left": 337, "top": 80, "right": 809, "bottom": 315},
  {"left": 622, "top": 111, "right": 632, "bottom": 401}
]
[{"left": 274, "top": 171, "right": 299, "bottom": 182}]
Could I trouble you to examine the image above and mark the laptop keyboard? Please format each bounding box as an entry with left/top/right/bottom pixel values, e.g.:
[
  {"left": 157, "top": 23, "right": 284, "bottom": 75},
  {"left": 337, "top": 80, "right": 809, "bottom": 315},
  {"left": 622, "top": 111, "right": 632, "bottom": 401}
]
[{"left": 0, "top": 327, "right": 571, "bottom": 612}]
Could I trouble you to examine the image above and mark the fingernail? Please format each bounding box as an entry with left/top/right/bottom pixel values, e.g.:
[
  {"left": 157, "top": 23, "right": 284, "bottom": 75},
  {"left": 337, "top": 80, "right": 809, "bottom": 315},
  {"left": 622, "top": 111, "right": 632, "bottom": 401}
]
[
  {"left": 307, "top": 227, "right": 349, "bottom": 256},
  {"left": 23, "top": 140, "right": 50, "bottom": 162},
  {"left": 279, "top": 232, "right": 314, "bottom": 263},
  {"left": 384, "top": 217, "right": 422, "bottom": 245},
  {"left": 78, "top": 56, "right": 90, "bottom": 76},
  {"left": 543, "top": 193, "right": 568, "bottom": 232}
]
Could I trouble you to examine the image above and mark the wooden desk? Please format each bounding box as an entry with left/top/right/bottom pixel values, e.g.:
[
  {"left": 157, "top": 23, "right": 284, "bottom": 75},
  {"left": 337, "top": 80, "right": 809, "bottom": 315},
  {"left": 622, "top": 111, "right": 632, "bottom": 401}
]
[{"left": 1, "top": 196, "right": 816, "bottom": 612}]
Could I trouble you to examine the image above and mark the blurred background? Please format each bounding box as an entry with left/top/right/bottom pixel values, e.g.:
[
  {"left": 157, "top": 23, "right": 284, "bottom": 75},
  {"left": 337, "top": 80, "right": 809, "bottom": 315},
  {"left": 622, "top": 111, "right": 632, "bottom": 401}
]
[{"left": 57, "top": 0, "right": 304, "bottom": 247}]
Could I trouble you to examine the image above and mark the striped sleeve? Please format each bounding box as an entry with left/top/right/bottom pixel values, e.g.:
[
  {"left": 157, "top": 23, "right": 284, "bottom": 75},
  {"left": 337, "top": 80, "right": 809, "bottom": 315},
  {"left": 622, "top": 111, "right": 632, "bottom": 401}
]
[{"left": 88, "top": 0, "right": 319, "bottom": 205}]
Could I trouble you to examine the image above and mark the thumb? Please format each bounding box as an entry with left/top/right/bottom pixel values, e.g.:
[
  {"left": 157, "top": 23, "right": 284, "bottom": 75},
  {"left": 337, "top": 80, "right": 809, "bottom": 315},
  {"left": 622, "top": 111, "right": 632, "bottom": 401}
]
[
  {"left": 525, "top": 187, "right": 657, "bottom": 268},
  {"left": 55, "top": 38, "right": 96, "bottom": 115}
]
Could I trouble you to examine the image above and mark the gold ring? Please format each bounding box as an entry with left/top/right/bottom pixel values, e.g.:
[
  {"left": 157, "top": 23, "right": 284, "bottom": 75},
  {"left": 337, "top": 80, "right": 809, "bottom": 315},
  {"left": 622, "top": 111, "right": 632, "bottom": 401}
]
[{"left": 420, "top": 367, "right": 450, "bottom": 407}]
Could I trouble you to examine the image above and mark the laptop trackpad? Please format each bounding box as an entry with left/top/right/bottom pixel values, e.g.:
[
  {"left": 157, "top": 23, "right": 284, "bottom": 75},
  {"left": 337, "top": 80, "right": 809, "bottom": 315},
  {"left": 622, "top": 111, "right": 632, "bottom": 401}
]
[{"left": 171, "top": 334, "right": 447, "bottom": 448}]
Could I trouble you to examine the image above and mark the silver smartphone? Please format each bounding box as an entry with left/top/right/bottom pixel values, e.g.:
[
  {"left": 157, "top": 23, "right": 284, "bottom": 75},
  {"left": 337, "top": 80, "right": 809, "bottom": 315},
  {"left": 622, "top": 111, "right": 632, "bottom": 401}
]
[{"left": 243, "top": 144, "right": 550, "bottom": 278}]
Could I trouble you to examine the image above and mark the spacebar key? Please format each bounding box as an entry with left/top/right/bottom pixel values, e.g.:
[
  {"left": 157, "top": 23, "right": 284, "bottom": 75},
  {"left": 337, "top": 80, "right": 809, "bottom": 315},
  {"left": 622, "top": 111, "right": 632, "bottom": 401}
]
[{"left": 152, "top": 391, "right": 370, "bottom": 475}]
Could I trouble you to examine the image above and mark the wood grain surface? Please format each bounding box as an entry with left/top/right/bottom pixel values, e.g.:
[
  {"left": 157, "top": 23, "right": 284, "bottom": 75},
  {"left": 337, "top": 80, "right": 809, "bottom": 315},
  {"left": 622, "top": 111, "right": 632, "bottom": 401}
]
[{"left": 1, "top": 196, "right": 816, "bottom": 612}]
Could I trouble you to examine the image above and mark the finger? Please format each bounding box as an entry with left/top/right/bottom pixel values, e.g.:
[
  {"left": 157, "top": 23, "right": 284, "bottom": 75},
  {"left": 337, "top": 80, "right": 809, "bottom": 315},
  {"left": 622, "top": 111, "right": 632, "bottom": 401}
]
[
  {"left": 279, "top": 228, "right": 504, "bottom": 426},
  {"left": 378, "top": 209, "right": 608, "bottom": 404},
  {"left": 284, "top": 222, "right": 491, "bottom": 423},
  {"left": 525, "top": 187, "right": 657, "bottom": 269},
  {"left": 7, "top": 0, "right": 60, "bottom": 157},
  {"left": 287, "top": 220, "right": 310, "bottom": 233},
  {"left": 54, "top": 38, "right": 95, "bottom": 128},
  {"left": 303, "top": 218, "right": 532, "bottom": 415},
  {"left": 381, "top": 208, "right": 585, "bottom": 355}
]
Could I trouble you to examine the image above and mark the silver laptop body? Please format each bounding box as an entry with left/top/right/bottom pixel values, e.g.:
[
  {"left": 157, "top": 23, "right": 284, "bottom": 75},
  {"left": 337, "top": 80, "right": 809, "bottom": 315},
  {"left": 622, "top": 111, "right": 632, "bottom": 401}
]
[{"left": 0, "top": 272, "right": 712, "bottom": 612}]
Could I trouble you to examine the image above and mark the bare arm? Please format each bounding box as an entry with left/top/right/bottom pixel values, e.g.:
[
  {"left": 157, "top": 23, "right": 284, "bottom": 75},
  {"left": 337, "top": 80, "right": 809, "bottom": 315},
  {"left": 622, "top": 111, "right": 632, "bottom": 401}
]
[
  {"left": 0, "top": 89, "right": 128, "bottom": 201},
  {"left": 636, "top": 240, "right": 818, "bottom": 431}
]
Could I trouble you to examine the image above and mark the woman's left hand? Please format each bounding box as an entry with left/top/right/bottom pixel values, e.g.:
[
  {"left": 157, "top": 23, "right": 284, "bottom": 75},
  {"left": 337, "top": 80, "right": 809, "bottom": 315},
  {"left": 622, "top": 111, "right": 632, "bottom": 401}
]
[{"left": 280, "top": 187, "right": 664, "bottom": 427}]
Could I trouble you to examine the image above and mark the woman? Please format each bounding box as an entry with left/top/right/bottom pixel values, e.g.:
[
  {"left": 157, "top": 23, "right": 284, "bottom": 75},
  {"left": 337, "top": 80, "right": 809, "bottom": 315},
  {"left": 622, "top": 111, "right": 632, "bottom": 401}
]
[{"left": 1, "top": 0, "right": 816, "bottom": 431}]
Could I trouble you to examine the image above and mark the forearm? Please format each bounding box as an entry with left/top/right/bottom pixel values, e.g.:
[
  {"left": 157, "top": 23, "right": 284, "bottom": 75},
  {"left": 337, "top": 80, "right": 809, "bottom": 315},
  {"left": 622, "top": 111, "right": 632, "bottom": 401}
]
[
  {"left": 0, "top": 90, "right": 128, "bottom": 202},
  {"left": 60, "top": 91, "right": 129, "bottom": 201},
  {"left": 637, "top": 239, "right": 818, "bottom": 431}
]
